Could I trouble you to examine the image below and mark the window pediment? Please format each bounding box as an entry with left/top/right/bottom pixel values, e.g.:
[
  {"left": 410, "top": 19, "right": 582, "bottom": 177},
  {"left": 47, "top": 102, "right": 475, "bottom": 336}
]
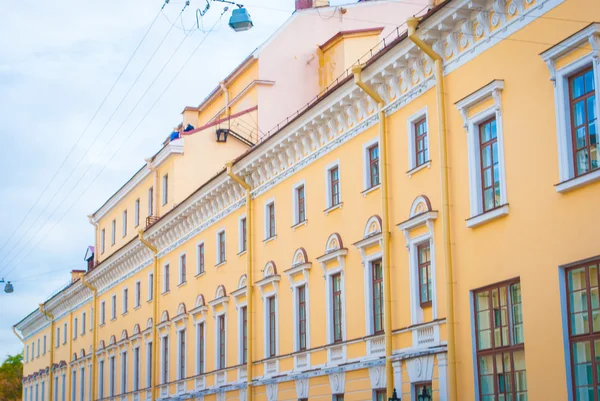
[
  {"left": 256, "top": 261, "right": 280, "bottom": 299},
  {"left": 396, "top": 195, "right": 437, "bottom": 247}
]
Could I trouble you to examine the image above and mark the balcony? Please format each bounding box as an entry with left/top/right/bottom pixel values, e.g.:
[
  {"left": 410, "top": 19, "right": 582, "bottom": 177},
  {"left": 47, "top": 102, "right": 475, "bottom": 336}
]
[
  {"left": 367, "top": 335, "right": 385, "bottom": 357},
  {"left": 411, "top": 322, "right": 440, "bottom": 348}
]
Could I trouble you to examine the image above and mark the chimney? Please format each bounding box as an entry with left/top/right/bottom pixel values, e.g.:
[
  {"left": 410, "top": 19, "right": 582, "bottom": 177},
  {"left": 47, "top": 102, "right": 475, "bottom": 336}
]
[
  {"left": 295, "top": 0, "right": 329, "bottom": 10},
  {"left": 71, "top": 270, "right": 85, "bottom": 284}
]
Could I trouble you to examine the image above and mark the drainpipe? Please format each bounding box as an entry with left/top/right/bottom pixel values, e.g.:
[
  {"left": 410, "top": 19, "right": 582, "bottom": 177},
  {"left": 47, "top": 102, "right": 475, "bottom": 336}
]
[
  {"left": 351, "top": 65, "right": 393, "bottom": 399},
  {"left": 225, "top": 161, "right": 253, "bottom": 401},
  {"left": 39, "top": 304, "right": 55, "bottom": 401},
  {"left": 138, "top": 229, "right": 159, "bottom": 401},
  {"left": 407, "top": 17, "right": 457, "bottom": 401},
  {"left": 80, "top": 278, "right": 97, "bottom": 401}
]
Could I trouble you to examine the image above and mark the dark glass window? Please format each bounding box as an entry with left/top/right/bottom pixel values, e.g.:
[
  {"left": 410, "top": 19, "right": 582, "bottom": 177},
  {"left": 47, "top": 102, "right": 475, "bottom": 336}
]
[
  {"left": 368, "top": 144, "right": 380, "bottom": 188},
  {"left": 269, "top": 296, "right": 277, "bottom": 357},
  {"left": 298, "top": 285, "right": 307, "bottom": 350},
  {"left": 418, "top": 243, "right": 432, "bottom": 306},
  {"left": 332, "top": 273, "right": 343, "bottom": 343},
  {"left": 479, "top": 118, "right": 501, "bottom": 212},
  {"left": 330, "top": 167, "right": 340, "bottom": 206},
  {"left": 569, "top": 67, "right": 598, "bottom": 176},
  {"left": 372, "top": 260, "right": 384, "bottom": 334},
  {"left": 415, "top": 118, "right": 428, "bottom": 167}
]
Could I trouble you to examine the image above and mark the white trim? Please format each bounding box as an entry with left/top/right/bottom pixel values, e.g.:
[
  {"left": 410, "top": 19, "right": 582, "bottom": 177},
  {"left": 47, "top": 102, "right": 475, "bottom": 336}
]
[
  {"left": 214, "top": 311, "right": 228, "bottom": 370},
  {"left": 160, "top": 334, "right": 169, "bottom": 385},
  {"left": 196, "top": 241, "right": 205, "bottom": 275},
  {"left": 134, "top": 198, "right": 140, "bottom": 228},
  {"left": 162, "top": 174, "right": 169, "bottom": 206},
  {"left": 324, "top": 160, "right": 341, "bottom": 210},
  {"left": 195, "top": 320, "right": 206, "bottom": 375},
  {"left": 362, "top": 137, "right": 379, "bottom": 191},
  {"left": 363, "top": 253, "right": 384, "bottom": 337},
  {"left": 292, "top": 180, "right": 306, "bottom": 226},
  {"left": 176, "top": 326, "right": 187, "bottom": 381},
  {"left": 163, "top": 263, "right": 170, "bottom": 293},
  {"left": 263, "top": 198, "right": 276, "bottom": 240},
  {"left": 236, "top": 303, "right": 247, "bottom": 365},
  {"left": 456, "top": 80, "right": 508, "bottom": 221},
  {"left": 122, "top": 210, "right": 127, "bottom": 237},
  {"left": 179, "top": 252, "right": 187, "bottom": 285},
  {"left": 215, "top": 229, "right": 226, "bottom": 266},
  {"left": 147, "top": 272, "right": 154, "bottom": 302},
  {"left": 111, "top": 295, "right": 116, "bottom": 320},
  {"left": 262, "top": 292, "right": 279, "bottom": 360},
  {"left": 556, "top": 169, "right": 600, "bottom": 193},
  {"left": 122, "top": 287, "right": 128, "bottom": 315},
  {"left": 134, "top": 280, "right": 141, "bottom": 308},
  {"left": 465, "top": 204, "right": 510, "bottom": 228},
  {"left": 406, "top": 106, "right": 429, "bottom": 172},
  {"left": 237, "top": 215, "right": 247, "bottom": 254}
]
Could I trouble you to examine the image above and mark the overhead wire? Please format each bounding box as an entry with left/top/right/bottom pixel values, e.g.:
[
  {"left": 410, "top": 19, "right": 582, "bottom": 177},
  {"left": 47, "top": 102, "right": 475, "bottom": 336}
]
[{"left": 0, "top": 9, "right": 228, "bottom": 279}]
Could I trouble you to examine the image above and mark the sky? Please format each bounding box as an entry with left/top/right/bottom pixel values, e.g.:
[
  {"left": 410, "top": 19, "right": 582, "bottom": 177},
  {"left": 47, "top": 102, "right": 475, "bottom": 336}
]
[{"left": 0, "top": 0, "right": 359, "bottom": 359}]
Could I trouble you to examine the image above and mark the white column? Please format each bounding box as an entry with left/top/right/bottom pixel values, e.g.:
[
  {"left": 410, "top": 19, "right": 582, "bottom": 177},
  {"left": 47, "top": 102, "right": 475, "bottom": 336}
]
[{"left": 437, "top": 353, "right": 448, "bottom": 401}]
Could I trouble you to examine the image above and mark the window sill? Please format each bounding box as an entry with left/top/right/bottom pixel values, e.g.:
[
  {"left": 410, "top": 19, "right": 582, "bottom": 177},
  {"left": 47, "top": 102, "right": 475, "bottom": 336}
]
[
  {"left": 291, "top": 220, "right": 307, "bottom": 231},
  {"left": 324, "top": 202, "right": 343, "bottom": 215},
  {"left": 134, "top": 305, "right": 141, "bottom": 311},
  {"left": 361, "top": 184, "right": 380, "bottom": 197},
  {"left": 99, "top": 323, "right": 105, "bottom": 328},
  {"left": 263, "top": 235, "right": 277, "bottom": 244},
  {"left": 420, "top": 301, "right": 432, "bottom": 308},
  {"left": 147, "top": 298, "right": 153, "bottom": 304},
  {"left": 237, "top": 250, "right": 247, "bottom": 257},
  {"left": 162, "top": 290, "right": 170, "bottom": 296},
  {"left": 110, "top": 318, "right": 117, "bottom": 322},
  {"left": 215, "top": 261, "right": 227, "bottom": 269},
  {"left": 195, "top": 271, "right": 206, "bottom": 279},
  {"left": 122, "top": 312, "right": 128, "bottom": 317},
  {"left": 177, "top": 281, "right": 187, "bottom": 288},
  {"left": 466, "top": 204, "right": 509, "bottom": 228},
  {"left": 407, "top": 160, "right": 431, "bottom": 178},
  {"left": 555, "top": 169, "right": 600, "bottom": 193}
]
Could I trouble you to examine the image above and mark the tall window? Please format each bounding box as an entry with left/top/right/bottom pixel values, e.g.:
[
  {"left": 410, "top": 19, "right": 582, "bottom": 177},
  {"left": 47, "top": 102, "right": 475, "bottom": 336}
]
[
  {"left": 218, "top": 315, "right": 226, "bottom": 369},
  {"left": 111, "top": 219, "right": 116, "bottom": 245},
  {"left": 53, "top": 377, "right": 58, "bottom": 401},
  {"left": 62, "top": 374, "right": 66, "bottom": 401},
  {"left": 148, "top": 273, "right": 154, "bottom": 301},
  {"left": 73, "top": 319, "right": 78, "bottom": 339},
  {"left": 146, "top": 342, "right": 152, "bottom": 388},
  {"left": 41, "top": 381, "right": 45, "bottom": 401},
  {"left": 37, "top": 339, "right": 40, "bottom": 357},
  {"left": 98, "top": 360, "right": 104, "bottom": 399},
  {"left": 71, "top": 372, "right": 75, "bottom": 401},
  {"left": 111, "top": 295, "right": 116, "bottom": 320},
  {"left": 418, "top": 244, "right": 432, "bottom": 306},
  {"left": 197, "top": 323, "right": 205, "bottom": 374},
  {"left": 240, "top": 218, "right": 247, "bottom": 253},
  {"left": 148, "top": 187, "right": 154, "bottom": 216},
  {"left": 162, "top": 174, "right": 168, "bottom": 205},
  {"left": 329, "top": 166, "right": 340, "bottom": 207},
  {"left": 81, "top": 313, "right": 86, "bottom": 334},
  {"left": 268, "top": 296, "right": 277, "bottom": 357},
  {"left": 122, "top": 210, "right": 127, "bottom": 237},
  {"left": 368, "top": 144, "right": 380, "bottom": 188},
  {"left": 332, "top": 273, "right": 343, "bottom": 343},
  {"left": 334, "top": 395, "right": 344, "bottom": 401},
  {"left": 135, "top": 281, "right": 141, "bottom": 308},
  {"left": 298, "top": 285, "right": 307, "bottom": 351},
  {"left": 101, "top": 229, "right": 105, "bottom": 254},
  {"left": 570, "top": 67, "right": 598, "bottom": 176},
  {"left": 134, "top": 199, "right": 140, "bottom": 227},
  {"left": 56, "top": 327, "right": 60, "bottom": 348},
  {"left": 121, "top": 352, "right": 127, "bottom": 394},
  {"left": 372, "top": 260, "right": 384, "bottom": 334},
  {"left": 109, "top": 356, "right": 116, "bottom": 397},
  {"left": 162, "top": 336, "right": 169, "bottom": 384},
  {"left": 266, "top": 203, "right": 276, "bottom": 239},
  {"left": 178, "top": 330, "right": 186, "bottom": 380},
  {"left": 474, "top": 280, "right": 526, "bottom": 401},
  {"left": 197, "top": 243, "right": 205, "bottom": 274},
  {"left": 43, "top": 335, "right": 46, "bottom": 354},
  {"left": 296, "top": 185, "right": 306, "bottom": 224},
  {"left": 63, "top": 323, "right": 67, "bottom": 344},
  {"left": 179, "top": 254, "right": 187, "bottom": 285},
  {"left": 217, "top": 231, "right": 226, "bottom": 264},
  {"left": 241, "top": 306, "right": 248, "bottom": 364},
  {"left": 100, "top": 301, "right": 105, "bottom": 326},
  {"left": 80, "top": 367, "right": 84, "bottom": 401},
  {"left": 415, "top": 118, "right": 428, "bottom": 167},
  {"left": 123, "top": 288, "right": 128, "bottom": 314},
  {"left": 164, "top": 264, "right": 170, "bottom": 293},
  {"left": 479, "top": 118, "right": 501, "bottom": 212}
]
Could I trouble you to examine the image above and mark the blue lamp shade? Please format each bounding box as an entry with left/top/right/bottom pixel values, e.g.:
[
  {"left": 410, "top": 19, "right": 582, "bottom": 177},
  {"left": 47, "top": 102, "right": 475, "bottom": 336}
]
[
  {"left": 229, "top": 8, "right": 253, "bottom": 32},
  {"left": 170, "top": 131, "right": 180, "bottom": 141},
  {"left": 4, "top": 281, "right": 14, "bottom": 293}
]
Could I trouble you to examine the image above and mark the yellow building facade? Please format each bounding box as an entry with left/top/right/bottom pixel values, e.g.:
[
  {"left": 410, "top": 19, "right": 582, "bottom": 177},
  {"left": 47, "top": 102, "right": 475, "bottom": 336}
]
[{"left": 15, "top": 0, "right": 600, "bottom": 401}]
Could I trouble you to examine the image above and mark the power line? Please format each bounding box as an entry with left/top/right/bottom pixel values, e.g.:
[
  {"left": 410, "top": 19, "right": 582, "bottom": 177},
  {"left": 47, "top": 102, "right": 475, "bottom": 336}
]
[{"left": 0, "top": 10, "right": 228, "bottom": 279}]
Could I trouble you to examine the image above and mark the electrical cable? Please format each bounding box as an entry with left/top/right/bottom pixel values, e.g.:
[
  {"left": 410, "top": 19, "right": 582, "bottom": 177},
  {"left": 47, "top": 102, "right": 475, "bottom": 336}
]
[{"left": 0, "top": 11, "right": 227, "bottom": 279}]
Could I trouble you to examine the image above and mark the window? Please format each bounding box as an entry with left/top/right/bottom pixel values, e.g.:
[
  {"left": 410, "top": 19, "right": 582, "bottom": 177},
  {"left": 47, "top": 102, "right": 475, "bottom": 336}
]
[
  {"left": 414, "top": 383, "right": 432, "bottom": 401},
  {"left": 63, "top": 323, "right": 67, "bottom": 344},
  {"left": 371, "top": 260, "right": 384, "bottom": 334},
  {"left": 569, "top": 67, "right": 598, "bottom": 177},
  {"left": 56, "top": 327, "right": 60, "bottom": 348},
  {"left": 71, "top": 371, "right": 76, "bottom": 401},
  {"left": 163, "top": 264, "right": 170, "bottom": 293},
  {"left": 53, "top": 377, "right": 58, "bottom": 401},
  {"left": 81, "top": 312, "right": 86, "bottom": 334},
  {"left": 73, "top": 318, "right": 78, "bottom": 339},
  {"left": 217, "top": 231, "right": 226, "bottom": 265},
  {"left": 122, "top": 288, "right": 128, "bottom": 314},
  {"left": 133, "top": 347, "right": 140, "bottom": 391},
  {"left": 148, "top": 187, "right": 154, "bottom": 216},
  {"left": 456, "top": 80, "right": 508, "bottom": 227},
  {"left": 25, "top": 345, "right": 28, "bottom": 362},
  {"left": 179, "top": 253, "right": 187, "bottom": 285},
  {"left": 98, "top": 360, "right": 104, "bottom": 399},
  {"left": 41, "top": 382, "right": 45, "bottom": 401},
  {"left": 328, "top": 165, "right": 340, "bottom": 208},
  {"left": 79, "top": 367, "right": 84, "bottom": 401},
  {"left": 111, "top": 219, "right": 116, "bottom": 245},
  {"left": 134, "top": 199, "right": 140, "bottom": 227},
  {"left": 265, "top": 202, "right": 276, "bottom": 239},
  {"left": 178, "top": 330, "right": 186, "bottom": 380},
  {"left": 368, "top": 144, "right": 380, "bottom": 189},
  {"left": 333, "top": 395, "right": 344, "bottom": 401},
  {"left": 298, "top": 285, "right": 307, "bottom": 351},
  {"left": 146, "top": 342, "right": 153, "bottom": 388},
  {"left": 197, "top": 243, "right": 205, "bottom": 274},
  {"left": 111, "top": 295, "right": 116, "bottom": 320},
  {"left": 101, "top": 229, "right": 105, "bottom": 254},
  {"left": 294, "top": 184, "right": 306, "bottom": 225},
  {"left": 418, "top": 244, "right": 432, "bottom": 306},
  {"left": 100, "top": 301, "right": 105, "bottom": 325},
  {"left": 196, "top": 323, "right": 205, "bottom": 374},
  {"left": 218, "top": 315, "right": 226, "bottom": 369},
  {"left": 43, "top": 335, "right": 46, "bottom": 354},
  {"left": 241, "top": 306, "right": 248, "bottom": 364},
  {"left": 415, "top": 118, "right": 429, "bottom": 167},
  {"left": 109, "top": 356, "right": 116, "bottom": 397},
  {"left": 474, "top": 280, "right": 526, "bottom": 401},
  {"left": 135, "top": 281, "right": 141, "bottom": 308},
  {"left": 161, "top": 336, "right": 169, "bottom": 384},
  {"left": 148, "top": 273, "right": 154, "bottom": 301},
  {"left": 162, "top": 174, "right": 168, "bottom": 205},
  {"left": 268, "top": 296, "right": 277, "bottom": 357},
  {"left": 239, "top": 217, "right": 247, "bottom": 253},
  {"left": 332, "top": 273, "right": 343, "bottom": 343},
  {"left": 62, "top": 374, "right": 66, "bottom": 401},
  {"left": 37, "top": 339, "right": 40, "bottom": 357},
  {"left": 122, "top": 210, "right": 127, "bottom": 237}
]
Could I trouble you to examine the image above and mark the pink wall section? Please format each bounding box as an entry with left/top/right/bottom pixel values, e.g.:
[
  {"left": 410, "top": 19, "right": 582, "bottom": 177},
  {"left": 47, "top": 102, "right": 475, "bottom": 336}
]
[{"left": 256, "top": 0, "right": 430, "bottom": 134}]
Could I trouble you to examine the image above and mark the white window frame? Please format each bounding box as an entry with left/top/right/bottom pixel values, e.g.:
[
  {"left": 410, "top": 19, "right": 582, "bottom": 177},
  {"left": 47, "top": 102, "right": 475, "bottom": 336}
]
[
  {"left": 456, "top": 80, "right": 509, "bottom": 228},
  {"left": 148, "top": 187, "right": 154, "bottom": 216},
  {"left": 146, "top": 340, "right": 153, "bottom": 388},
  {"left": 100, "top": 229, "right": 105, "bottom": 254},
  {"left": 362, "top": 137, "right": 380, "bottom": 192},
  {"left": 362, "top": 252, "right": 384, "bottom": 336},
  {"left": 111, "top": 295, "right": 116, "bottom": 320},
  {"left": 98, "top": 359, "right": 104, "bottom": 399},
  {"left": 292, "top": 281, "right": 310, "bottom": 353},
  {"left": 292, "top": 180, "right": 307, "bottom": 227},
  {"left": 263, "top": 294, "right": 279, "bottom": 359},
  {"left": 122, "top": 287, "right": 128, "bottom": 315},
  {"left": 176, "top": 327, "right": 186, "bottom": 381},
  {"left": 541, "top": 24, "right": 600, "bottom": 192},
  {"left": 73, "top": 318, "right": 78, "bottom": 339},
  {"left": 121, "top": 351, "right": 128, "bottom": 394},
  {"left": 237, "top": 215, "right": 247, "bottom": 254},
  {"left": 122, "top": 210, "right": 127, "bottom": 237},
  {"left": 160, "top": 334, "right": 169, "bottom": 385},
  {"left": 63, "top": 323, "right": 67, "bottom": 344},
  {"left": 81, "top": 312, "right": 86, "bottom": 334},
  {"left": 100, "top": 301, "right": 105, "bottom": 325},
  {"left": 37, "top": 339, "right": 40, "bottom": 357},
  {"left": 214, "top": 311, "right": 228, "bottom": 370},
  {"left": 237, "top": 303, "right": 247, "bottom": 365},
  {"left": 135, "top": 281, "right": 141, "bottom": 308},
  {"left": 162, "top": 174, "right": 168, "bottom": 205},
  {"left": 406, "top": 106, "right": 431, "bottom": 175},
  {"left": 43, "top": 335, "right": 46, "bottom": 354},
  {"left": 179, "top": 252, "right": 187, "bottom": 285},
  {"left": 134, "top": 198, "right": 140, "bottom": 228},
  {"left": 109, "top": 356, "right": 116, "bottom": 397},
  {"left": 263, "top": 199, "right": 276, "bottom": 241},
  {"left": 195, "top": 321, "right": 206, "bottom": 375},
  {"left": 325, "top": 267, "right": 346, "bottom": 344},
  {"left": 324, "top": 160, "right": 341, "bottom": 211},
  {"left": 216, "top": 229, "right": 226, "bottom": 266},
  {"left": 53, "top": 376, "right": 58, "bottom": 401},
  {"left": 111, "top": 219, "right": 116, "bottom": 245},
  {"left": 196, "top": 241, "right": 205, "bottom": 275},
  {"left": 79, "top": 367, "right": 84, "bottom": 401},
  {"left": 133, "top": 346, "right": 140, "bottom": 392},
  {"left": 163, "top": 263, "right": 170, "bottom": 293},
  {"left": 56, "top": 327, "right": 60, "bottom": 348},
  {"left": 148, "top": 272, "right": 154, "bottom": 301}
]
